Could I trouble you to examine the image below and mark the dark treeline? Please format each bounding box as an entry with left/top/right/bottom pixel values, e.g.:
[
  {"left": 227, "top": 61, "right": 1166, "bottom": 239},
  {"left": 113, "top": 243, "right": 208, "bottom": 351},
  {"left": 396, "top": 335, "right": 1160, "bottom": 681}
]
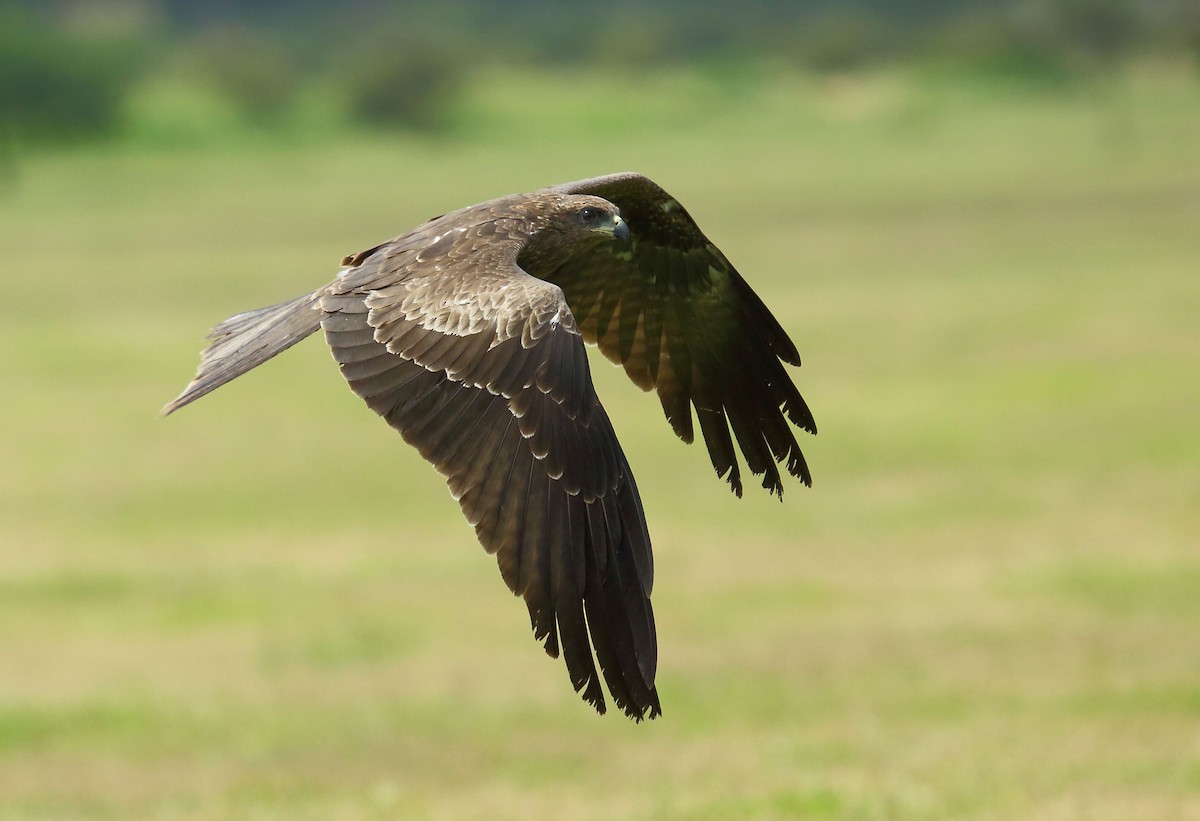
[{"left": 3, "top": 0, "right": 1199, "bottom": 142}]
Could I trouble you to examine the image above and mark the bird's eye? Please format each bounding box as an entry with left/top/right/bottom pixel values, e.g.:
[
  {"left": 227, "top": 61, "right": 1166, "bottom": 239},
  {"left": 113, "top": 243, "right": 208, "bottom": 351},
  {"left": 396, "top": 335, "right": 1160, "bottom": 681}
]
[{"left": 578, "top": 206, "right": 602, "bottom": 224}]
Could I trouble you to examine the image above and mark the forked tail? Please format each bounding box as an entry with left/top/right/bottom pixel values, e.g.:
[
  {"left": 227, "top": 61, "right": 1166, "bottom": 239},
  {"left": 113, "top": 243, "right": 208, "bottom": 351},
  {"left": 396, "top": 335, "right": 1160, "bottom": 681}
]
[{"left": 162, "top": 292, "right": 324, "bottom": 415}]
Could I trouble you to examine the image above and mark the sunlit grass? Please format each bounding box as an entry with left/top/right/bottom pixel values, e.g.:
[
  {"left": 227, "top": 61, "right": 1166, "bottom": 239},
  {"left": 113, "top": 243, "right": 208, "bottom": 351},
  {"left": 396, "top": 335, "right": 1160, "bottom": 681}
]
[{"left": 1, "top": 66, "right": 1198, "bottom": 818}]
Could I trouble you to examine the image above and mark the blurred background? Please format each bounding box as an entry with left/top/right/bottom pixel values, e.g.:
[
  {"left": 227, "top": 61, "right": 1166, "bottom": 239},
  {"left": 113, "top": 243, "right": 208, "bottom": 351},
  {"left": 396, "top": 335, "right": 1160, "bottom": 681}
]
[{"left": 2, "top": 0, "right": 1198, "bottom": 818}]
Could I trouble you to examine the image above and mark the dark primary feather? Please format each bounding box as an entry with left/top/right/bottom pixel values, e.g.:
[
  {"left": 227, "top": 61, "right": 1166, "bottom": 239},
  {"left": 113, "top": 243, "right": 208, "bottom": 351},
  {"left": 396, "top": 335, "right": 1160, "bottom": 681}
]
[
  {"left": 163, "top": 173, "right": 815, "bottom": 720},
  {"left": 531, "top": 172, "right": 816, "bottom": 498},
  {"left": 320, "top": 224, "right": 659, "bottom": 719}
]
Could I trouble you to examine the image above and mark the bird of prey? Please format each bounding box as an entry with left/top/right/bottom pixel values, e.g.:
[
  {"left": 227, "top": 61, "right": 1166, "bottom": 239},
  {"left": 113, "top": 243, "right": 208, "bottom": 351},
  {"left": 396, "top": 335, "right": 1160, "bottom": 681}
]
[{"left": 164, "top": 172, "right": 816, "bottom": 721}]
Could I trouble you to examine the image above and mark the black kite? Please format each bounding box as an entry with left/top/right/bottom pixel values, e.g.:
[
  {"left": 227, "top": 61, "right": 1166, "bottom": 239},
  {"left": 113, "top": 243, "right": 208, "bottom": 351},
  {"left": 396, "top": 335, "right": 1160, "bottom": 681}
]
[{"left": 164, "top": 173, "right": 816, "bottom": 720}]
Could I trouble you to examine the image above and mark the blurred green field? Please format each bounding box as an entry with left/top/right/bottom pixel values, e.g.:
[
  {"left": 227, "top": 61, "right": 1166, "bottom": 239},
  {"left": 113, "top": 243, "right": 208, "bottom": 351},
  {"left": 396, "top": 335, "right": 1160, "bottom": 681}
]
[{"left": 1, "top": 67, "right": 1199, "bottom": 819}]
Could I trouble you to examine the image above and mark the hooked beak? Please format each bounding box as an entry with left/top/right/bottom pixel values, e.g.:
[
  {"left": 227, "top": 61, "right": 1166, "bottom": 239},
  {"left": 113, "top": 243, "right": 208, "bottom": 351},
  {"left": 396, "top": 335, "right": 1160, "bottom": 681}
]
[{"left": 612, "top": 216, "right": 630, "bottom": 242}]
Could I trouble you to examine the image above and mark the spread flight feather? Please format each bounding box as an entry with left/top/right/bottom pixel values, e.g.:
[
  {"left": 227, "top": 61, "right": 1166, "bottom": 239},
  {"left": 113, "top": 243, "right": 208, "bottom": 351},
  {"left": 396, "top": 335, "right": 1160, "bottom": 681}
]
[{"left": 164, "top": 173, "right": 816, "bottom": 720}]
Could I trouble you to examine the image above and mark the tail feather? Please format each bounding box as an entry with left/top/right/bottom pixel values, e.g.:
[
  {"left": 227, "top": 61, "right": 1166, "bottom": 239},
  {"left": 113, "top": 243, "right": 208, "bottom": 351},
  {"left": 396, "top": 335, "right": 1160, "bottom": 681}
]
[{"left": 162, "top": 292, "right": 323, "bottom": 415}]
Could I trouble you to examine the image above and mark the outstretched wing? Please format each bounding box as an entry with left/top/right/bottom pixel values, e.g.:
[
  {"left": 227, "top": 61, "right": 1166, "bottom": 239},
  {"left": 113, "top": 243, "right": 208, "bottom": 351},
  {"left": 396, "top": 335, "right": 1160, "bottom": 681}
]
[
  {"left": 320, "top": 236, "right": 660, "bottom": 720},
  {"left": 531, "top": 172, "right": 816, "bottom": 498}
]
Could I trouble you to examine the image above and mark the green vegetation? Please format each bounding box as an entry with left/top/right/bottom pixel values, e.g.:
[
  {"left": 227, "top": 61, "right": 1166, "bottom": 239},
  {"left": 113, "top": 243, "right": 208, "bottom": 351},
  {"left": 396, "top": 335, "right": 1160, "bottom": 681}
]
[
  {"left": 5, "top": 0, "right": 1200, "bottom": 144},
  {"left": 0, "top": 6, "right": 146, "bottom": 141},
  {"left": 1, "top": 66, "right": 1198, "bottom": 818}
]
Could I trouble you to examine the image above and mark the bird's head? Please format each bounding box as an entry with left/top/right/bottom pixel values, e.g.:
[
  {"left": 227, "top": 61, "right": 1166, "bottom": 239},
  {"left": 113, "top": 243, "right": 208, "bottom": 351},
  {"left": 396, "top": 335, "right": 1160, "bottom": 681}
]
[
  {"left": 516, "top": 193, "right": 630, "bottom": 275},
  {"left": 547, "top": 194, "right": 630, "bottom": 243}
]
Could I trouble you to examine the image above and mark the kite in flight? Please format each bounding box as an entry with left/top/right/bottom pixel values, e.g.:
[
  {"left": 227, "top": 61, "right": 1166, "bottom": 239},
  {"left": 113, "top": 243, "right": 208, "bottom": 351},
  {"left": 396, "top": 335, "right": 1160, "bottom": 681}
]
[{"left": 164, "top": 173, "right": 816, "bottom": 720}]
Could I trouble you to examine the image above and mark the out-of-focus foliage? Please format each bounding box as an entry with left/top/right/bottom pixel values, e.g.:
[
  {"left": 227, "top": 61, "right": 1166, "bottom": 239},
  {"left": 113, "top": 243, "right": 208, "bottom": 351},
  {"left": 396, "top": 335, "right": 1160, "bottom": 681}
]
[
  {"left": 0, "top": 6, "right": 148, "bottom": 141},
  {"left": 184, "top": 26, "right": 300, "bottom": 125},
  {"left": 3, "top": 0, "right": 1200, "bottom": 145},
  {"left": 1175, "top": 2, "right": 1200, "bottom": 63},
  {"left": 792, "top": 10, "right": 904, "bottom": 73},
  {"left": 339, "top": 44, "right": 465, "bottom": 133},
  {"left": 1051, "top": 0, "right": 1144, "bottom": 67}
]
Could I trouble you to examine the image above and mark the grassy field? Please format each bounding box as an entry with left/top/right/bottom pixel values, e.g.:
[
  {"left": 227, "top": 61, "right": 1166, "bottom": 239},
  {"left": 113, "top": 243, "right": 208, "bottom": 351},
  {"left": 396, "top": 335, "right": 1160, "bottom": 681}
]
[{"left": 1, "top": 66, "right": 1198, "bottom": 819}]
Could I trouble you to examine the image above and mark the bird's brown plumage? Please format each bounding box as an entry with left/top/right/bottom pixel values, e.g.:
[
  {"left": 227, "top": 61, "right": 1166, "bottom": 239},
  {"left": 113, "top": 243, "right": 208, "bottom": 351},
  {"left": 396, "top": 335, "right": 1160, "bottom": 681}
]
[{"left": 164, "top": 173, "right": 815, "bottom": 720}]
